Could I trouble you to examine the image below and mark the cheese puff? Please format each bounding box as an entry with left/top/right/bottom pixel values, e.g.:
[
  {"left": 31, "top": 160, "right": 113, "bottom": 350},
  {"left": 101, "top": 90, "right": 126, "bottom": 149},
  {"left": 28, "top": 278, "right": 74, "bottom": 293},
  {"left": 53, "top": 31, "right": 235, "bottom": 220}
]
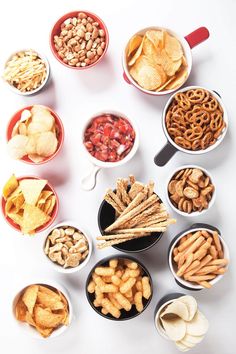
[
  {"left": 101, "top": 298, "right": 121, "bottom": 319},
  {"left": 101, "top": 307, "right": 109, "bottom": 315},
  {"left": 93, "top": 299, "right": 101, "bottom": 307},
  {"left": 124, "top": 289, "right": 133, "bottom": 302},
  {"left": 87, "top": 280, "right": 95, "bottom": 293},
  {"left": 124, "top": 260, "right": 138, "bottom": 270},
  {"left": 142, "top": 276, "right": 151, "bottom": 300},
  {"left": 108, "top": 293, "right": 122, "bottom": 310},
  {"left": 100, "top": 284, "right": 118, "bottom": 293},
  {"left": 121, "top": 268, "right": 130, "bottom": 281},
  {"left": 128, "top": 269, "right": 141, "bottom": 278},
  {"left": 134, "top": 291, "right": 143, "bottom": 312},
  {"left": 114, "top": 292, "right": 132, "bottom": 311},
  {"left": 120, "top": 277, "right": 136, "bottom": 294},
  {"left": 95, "top": 266, "right": 115, "bottom": 276},
  {"left": 136, "top": 277, "right": 143, "bottom": 292},
  {"left": 103, "top": 276, "right": 112, "bottom": 283},
  {"left": 94, "top": 276, "right": 106, "bottom": 288},
  {"left": 111, "top": 275, "right": 121, "bottom": 286},
  {"left": 109, "top": 259, "right": 118, "bottom": 268},
  {"left": 95, "top": 286, "right": 104, "bottom": 305},
  {"left": 115, "top": 269, "right": 123, "bottom": 278}
]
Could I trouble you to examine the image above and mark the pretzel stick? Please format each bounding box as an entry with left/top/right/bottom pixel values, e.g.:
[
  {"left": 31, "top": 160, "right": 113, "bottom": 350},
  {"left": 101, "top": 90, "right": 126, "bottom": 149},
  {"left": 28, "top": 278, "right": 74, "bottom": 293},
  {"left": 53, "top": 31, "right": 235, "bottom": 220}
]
[
  {"left": 196, "top": 265, "right": 218, "bottom": 275},
  {"left": 183, "top": 260, "right": 200, "bottom": 273},
  {"left": 186, "top": 274, "right": 216, "bottom": 282},
  {"left": 212, "top": 231, "right": 222, "bottom": 252},
  {"left": 207, "top": 259, "right": 228, "bottom": 266},
  {"left": 183, "top": 255, "right": 212, "bottom": 278},
  {"left": 182, "top": 236, "right": 205, "bottom": 261},
  {"left": 212, "top": 268, "right": 227, "bottom": 275},
  {"left": 177, "top": 254, "right": 194, "bottom": 276},
  {"left": 197, "top": 281, "right": 212, "bottom": 288},
  {"left": 177, "top": 231, "right": 201, "bottom": 252},
  {"left": 209, "top": 245, "right": 218, "bottom": 259},
  {"left": 193, "top": 241, "right": 211, "bottom": 260},
  {"left": 179, "top": 236, "right": 187, "bottom": 245}
]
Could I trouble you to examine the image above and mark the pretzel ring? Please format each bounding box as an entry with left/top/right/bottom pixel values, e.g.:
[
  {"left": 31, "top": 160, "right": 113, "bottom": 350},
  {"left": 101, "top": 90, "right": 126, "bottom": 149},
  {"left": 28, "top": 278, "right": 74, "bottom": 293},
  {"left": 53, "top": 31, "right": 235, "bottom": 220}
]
[
  {"left": 214, "top": 122, "right": 226, "bottom": 139},
  {"left": 186, "top": 89, "right": 205, "bottom": 103},
  {"left": 193, "top": 110, "right": 210, "bottom": 126},
  {"left": 202, "top": 89, "right": 210, "bottom": 103},
  {"left": 210, "top": 110, "right": 223, "bottom": 131},
  {"left": 174, "top": 136, "right": 192, "bottom": 150},
  {"left": 192, "top": 139, "right": 202, "bottom": 150},
  {"left": 184, "top": 126, "right": 203, "bottom": 141},
  {"left": 202, "top": 96, "right": 218, "bottom": 112},
  {"left": 201, "top": 132, "right": 213, "bottom": 149},
  {"left": 174, "top": 93, "right": 191, "bottom": 111},
  {"left": 168, "top": 127, "right": 183, "bottom": 138}
]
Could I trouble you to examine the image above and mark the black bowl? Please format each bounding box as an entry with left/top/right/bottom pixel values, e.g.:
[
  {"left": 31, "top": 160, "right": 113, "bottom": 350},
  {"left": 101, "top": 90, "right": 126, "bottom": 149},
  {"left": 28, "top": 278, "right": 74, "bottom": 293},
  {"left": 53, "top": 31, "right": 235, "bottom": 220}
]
[
  {"left": 97, "top": 189, "right": 164, "bottom": 253},
  {"left": 85, "top": 254, "right": 153, "bottom": 321}
]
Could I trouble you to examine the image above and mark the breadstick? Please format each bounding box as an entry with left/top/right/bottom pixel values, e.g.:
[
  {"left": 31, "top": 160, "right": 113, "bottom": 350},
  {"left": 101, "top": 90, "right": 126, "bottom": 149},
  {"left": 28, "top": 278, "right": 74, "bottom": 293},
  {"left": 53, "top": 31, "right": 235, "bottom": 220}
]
[
  {"left": 104, "top": 194, "right": 122, "bottom": 214},
  {"left": 193, "top": 248, "right": 207, "bottom": 261},
  {"left": 177, "top": 254, "right": 194, "bottom": 276},
  {"left": 128, "top": 182, "right": 144, "bottom": 199},
  {"left": 179, "top": 236, "right": 187, "bottom": 244},
  {"left": 96, "top": 233, "right": 146, "bottom": 240},
  {"left": 173, "top": 247, "right": 178, "bottom": 257},
  {"left": 111, "top": 226, "right": 167, "bottom": 234},
  {"left": 105, "top": 194, "right": 158, "bottom": 232},
  {"left": 183, "top": 255, "right": 212, "bottom": 278},
  {"left": 212, "top": 231, "right": 222, "bottom": 252},
  {"left": 120, "top": 190, "right": 147, "bottom": 217},
  {"left": 201, "top": 230, "right": 211, "bottom": 238},
  {"left": 123, "top": 203, "right": 161, "bottom": 228},
  {"left": 147, "top": 180, "right": 155, "bottom": 198},
  {"left": 117, "top": 179, "right": 131, "bottom": 206},
  {"left": 105, "top": 189, "right": 126, "bottom": 212},
  {"left": 129, "top": 175, "right": 136, "bottom": 185},
  {"left": 97, "top": 237, "right": 133, "bottom": 249}
]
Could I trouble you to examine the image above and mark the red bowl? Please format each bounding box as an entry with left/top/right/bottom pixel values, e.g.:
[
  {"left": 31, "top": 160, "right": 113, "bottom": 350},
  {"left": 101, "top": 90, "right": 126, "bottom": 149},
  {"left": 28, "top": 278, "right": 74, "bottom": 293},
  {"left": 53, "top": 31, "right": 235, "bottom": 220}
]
[
  {"left": 50, "top": 10, "right": 109, "bottom": 70},
  {"left": 1, "top": 176, "right": 59, "bottom": 234},
  {"left": 6, "top": 105, "right": 64, "bottom": 165}
]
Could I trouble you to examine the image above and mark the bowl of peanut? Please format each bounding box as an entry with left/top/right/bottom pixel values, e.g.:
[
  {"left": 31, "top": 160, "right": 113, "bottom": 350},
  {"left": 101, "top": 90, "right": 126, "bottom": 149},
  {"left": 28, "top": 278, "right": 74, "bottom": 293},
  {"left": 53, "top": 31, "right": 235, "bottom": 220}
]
[
  {"left": 166, "top": 165, "right": 216, "bottom": 217},
  {"left": 43, "top": 221, "right": 92, "bottom": 273},
  {"left": 50, "top": 11, "right": 109, "bottom": 69},
  {"left": 86, "top": 255, "right": 153, "bottom": 320}
]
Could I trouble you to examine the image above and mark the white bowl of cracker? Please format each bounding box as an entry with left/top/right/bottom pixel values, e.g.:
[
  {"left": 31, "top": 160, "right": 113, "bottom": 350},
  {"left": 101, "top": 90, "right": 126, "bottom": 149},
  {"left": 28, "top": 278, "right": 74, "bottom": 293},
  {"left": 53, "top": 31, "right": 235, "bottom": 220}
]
[
  {"left": 43, "top": 220, "right": 92, "bottom": 274},
  {"left": 2, "top": 49, "right": 50, "bottom": 96},
  {"left": 166, "top": 165, "right": 216, "bottom": 217}
]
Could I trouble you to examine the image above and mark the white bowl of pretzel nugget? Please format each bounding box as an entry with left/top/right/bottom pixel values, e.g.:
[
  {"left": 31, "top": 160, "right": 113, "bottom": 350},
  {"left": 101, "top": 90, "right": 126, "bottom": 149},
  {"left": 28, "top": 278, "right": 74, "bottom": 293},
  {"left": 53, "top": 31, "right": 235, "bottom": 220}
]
[
  {"left": 43, "top": 220, "right": 92, "bottom": 274},
  {"left": 86, "top": 255, "right": 153, "bottom": 320},
  {"left": 2, "top": 49, "right": 50, "bottom": 96},
  {"left": 166, "top": 165, "right": 216, "bottom": 217},
  {"left": 12, "top": 281, "right": 72, "bottom": 339},
  {"left": 168, "top": 223, "right": 229, "bottom": 290}
]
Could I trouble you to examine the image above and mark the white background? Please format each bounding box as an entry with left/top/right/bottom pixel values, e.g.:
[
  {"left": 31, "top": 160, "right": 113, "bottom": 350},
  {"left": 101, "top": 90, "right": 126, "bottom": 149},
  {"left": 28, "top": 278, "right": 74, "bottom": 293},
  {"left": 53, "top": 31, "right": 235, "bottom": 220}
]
[{"left": 0, "top": 0, "right": 235, "bottom": 353}]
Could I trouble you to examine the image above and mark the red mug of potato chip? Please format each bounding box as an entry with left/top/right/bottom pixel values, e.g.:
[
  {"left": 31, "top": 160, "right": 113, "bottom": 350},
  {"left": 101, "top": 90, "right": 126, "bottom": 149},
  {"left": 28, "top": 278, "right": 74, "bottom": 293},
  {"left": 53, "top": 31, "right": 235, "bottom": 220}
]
[
  {"left": 154, "top": 86, "right": 228, "bottom": 166},
  {"left": 122, "top": 26, "right": 209, "bottom": 95},
  {"left": 6, "top": 105, "right": 64, "bottom": 164},
  {"left": 80, "top": 110, "right": 139, "bottom": 190},
  {"left": 1, "top": 175, "right": 59, "bottom": 235}
]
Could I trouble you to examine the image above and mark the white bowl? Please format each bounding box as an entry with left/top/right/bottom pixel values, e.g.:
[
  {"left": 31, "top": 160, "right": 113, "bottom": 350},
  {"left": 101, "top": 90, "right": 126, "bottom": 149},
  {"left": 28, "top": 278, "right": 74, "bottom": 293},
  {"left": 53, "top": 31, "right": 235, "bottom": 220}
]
[
  {"left": 12, "top": 280, "right": 72, "bottom": 339},
  {"left": 80, "top": 110, "right": 139, "bottom": 190},
  {"left": 166, "top": 164, "right": 216, "bottom": 217},
  {"left": 168, "top": 226, "right": 230, "bottom": 290},
  {"left": 43, "top": 220, "right": 92, "bottom": 274},
  {"left": 2, "top": 49, "right": 50, "bottom": 96}
]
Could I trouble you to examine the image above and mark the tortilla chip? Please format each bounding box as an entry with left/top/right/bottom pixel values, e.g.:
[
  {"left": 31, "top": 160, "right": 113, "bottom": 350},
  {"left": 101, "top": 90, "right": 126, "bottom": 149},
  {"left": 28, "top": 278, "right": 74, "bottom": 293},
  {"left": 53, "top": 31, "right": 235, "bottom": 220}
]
[
  {"left": 2, "top": 174, "right": 18, "bottom": 199},
  {"left": 37, "top": 191, "right": 53, "bottom": 206},
  {"left": 34, "top": 305, "right": 64, "bottom": 328},
  {"left": 37, "top": 291, "right": 64, "bottom": 311},
  {"left": 22, "top": 285, "right": 39, "bottom": 314},
  {"left": 15, "top": 299, "right": 27, "bottom": 321},
  {"left": 19, "top": 179, "right": 47, "bottom": 206},
  {"left": 7, "top": 212, "right": 23, "bottom": 227},
  {"left": 22, "top": 204, "right": 50, "bottom": 233}
]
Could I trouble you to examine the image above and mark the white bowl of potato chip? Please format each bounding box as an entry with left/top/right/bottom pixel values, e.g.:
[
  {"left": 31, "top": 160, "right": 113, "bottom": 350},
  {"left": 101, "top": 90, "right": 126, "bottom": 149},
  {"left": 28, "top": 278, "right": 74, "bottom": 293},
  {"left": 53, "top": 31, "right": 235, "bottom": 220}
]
[
  {"left": 2, "top": 49, "right": 50, "bottom": 96},
  {"left": 166, "top": 165, "right": 216, "bottom": 217},
  {"left": 6, "top": 105, "right": 64, "bottom": 164},
  {"left": 12, "top": 281, "right": 72, "bottom": 339},
  {"left": 43, "top": 221, "right": 92, "bottom": 273},
  {"left": 122, "top": 26, "right": 209, "bottom": 95}
]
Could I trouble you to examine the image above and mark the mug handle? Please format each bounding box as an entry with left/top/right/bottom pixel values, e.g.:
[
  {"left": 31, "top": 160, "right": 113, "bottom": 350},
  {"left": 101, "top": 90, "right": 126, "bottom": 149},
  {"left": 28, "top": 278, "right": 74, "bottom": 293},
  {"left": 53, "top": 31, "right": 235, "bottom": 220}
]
[
  {"left": 191, "top": 223, "right": 221, "bottom": 235},
  {"left": 123, "top": 72, "right": 131, "bottom": 84},
  {"left": 154, "top": 142, "right": 177, "bottom": 166},
  {"left": 81, "top": 165, "right": 101, "bottom": 191},
  {"left": 185, "top": 27, "right": 210, "bottom": 49}
]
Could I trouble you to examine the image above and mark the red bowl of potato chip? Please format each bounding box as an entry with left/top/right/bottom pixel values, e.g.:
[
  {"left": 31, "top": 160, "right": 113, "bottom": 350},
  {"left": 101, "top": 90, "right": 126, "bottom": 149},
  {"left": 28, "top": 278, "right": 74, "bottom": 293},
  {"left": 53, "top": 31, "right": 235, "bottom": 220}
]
[
  {"left": 6, "top": 105, "right": 64, "bottom": 165},
  {"left": 1, "top": 175, "right": 59, "bottom": 234}
]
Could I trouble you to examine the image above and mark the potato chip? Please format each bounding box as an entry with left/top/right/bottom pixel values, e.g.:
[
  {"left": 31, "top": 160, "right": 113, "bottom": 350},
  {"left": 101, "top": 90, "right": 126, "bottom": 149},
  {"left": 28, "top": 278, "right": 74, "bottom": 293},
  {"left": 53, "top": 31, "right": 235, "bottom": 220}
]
[
  {"left": 2, "top": 174, "right": 18, "bottom": 199},
  {"left": 161, "top": 316, "right": 186, "bottom": 341},
  {"left": 34, "top": 306, "right": 64, "bottom": 328},
  {"left": 36, "top": 131, "right": 58, "bottom": 157},
  {"left": 127, "top": 35, "right": 143, "bottom": 57},
  {"left": 128, "top": 37, "right": 144, "bottom": 66},
  {"left": 11, "top": 121, "right": 20, "bottom": 137},
  {"left": 28, "top": 154, "right": 45, "bottom": 163},
  {"left": 21, "top": 109, "right": 32, "bottom": 122},
  {"left": 22, "top": 285, "right": 39, "bottom": 314},
  {"left": 37, "top": 291, "right": 64, "bottom": 310},
  {"left": 165, "top": 32, "right": 183, "bottom": 61},
  {"left": 31, "top": 105, "right": 55, "bottom": 131},
  {"left": 130, "top": 55, "right": 163, "bottom": 90},
  {"left": 20, "top": 179, "right": 47, "bottom": 205},
  {"left": 26, "top": 135, "right": 38, "bottom": 155},
  {"left": 27, "top": 121, "right": 49, "bottom": 135},
  {"left": 160, "top": 49, "right": 182, "bottom": 76},
  {"left": 22, "top": 204, "right": 50, "bottom": 233},
  {"left": 145, "top": 30, "right": 162, "bottom": 48},
  {"left": 165, "top": 66, "right": 188, "bottom": 90},
  {"left": 15, "top": 299, "right": 27, "bottom": 321},
  {"left": 7, "top": 134, "right": 29, "bottom": 160}
]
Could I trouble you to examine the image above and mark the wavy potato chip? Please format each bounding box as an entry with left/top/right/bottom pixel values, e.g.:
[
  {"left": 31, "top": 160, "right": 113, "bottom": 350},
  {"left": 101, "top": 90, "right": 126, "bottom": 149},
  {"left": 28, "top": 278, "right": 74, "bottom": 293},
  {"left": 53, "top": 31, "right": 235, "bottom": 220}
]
[
  {"left": 127, "top": 35, "right": 143, "bottom": 57},
  {"left": 128, "top": 37, "right": 144, "bottom": 66},
  {"left": 130, "top": 55, "right": 162, "bottom": 90},
  {"left": 36, "top": 131, "right": 58, "bottom": 157},
  {"left": 7, "top": 134, "right": 29, "bottom": 160},
  {"left": 160, "top": 49, "right": 182, "bottom": 76},
  {"left": 146, "top": 30, "right": 162, "bottom": 48},
  {"left": 165, "top": 66, "right": 188, "bottom": 90},
  {"left": 22, "top": 285, "right": 39, "bottom": 314},
  {"left": 165, "top": 32, "right": 183, "bottom": 61}
]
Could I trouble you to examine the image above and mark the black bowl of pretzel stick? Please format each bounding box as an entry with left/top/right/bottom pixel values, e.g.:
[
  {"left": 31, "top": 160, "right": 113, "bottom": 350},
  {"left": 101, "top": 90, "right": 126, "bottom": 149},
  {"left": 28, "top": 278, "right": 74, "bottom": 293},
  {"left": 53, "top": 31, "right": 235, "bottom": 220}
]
[
  {"left": 168, "top": 223, "right": 229, "bottom": 290},
  {"left": 97, "top": 175, "right": 176, "bottom": 253},
  {"left": 85, "top": 255, "right": 153, "bottom": 320}
]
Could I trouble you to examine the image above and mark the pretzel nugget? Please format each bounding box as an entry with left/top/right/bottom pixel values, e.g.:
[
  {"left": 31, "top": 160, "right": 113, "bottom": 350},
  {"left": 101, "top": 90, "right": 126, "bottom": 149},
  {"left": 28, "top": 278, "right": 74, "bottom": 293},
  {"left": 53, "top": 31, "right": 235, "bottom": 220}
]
[
  {"left": 142, "top": 276, "right": 151, "bottom": 300},
  {"left": 114, "top": 292, "right": 132, "bottom": 311},
  {"left": 87, "top": 280, "right": 95, "bottom": 293},
  {"left": 111, "top": 275, "right": 121, "bottom": 286},
  {"left": 95, "top": 267, "right": 115, "bottom": 276},
  {"left": 101, "top": 298, "right": 121, "bottom": 319},
  {"left": 109, "top": 259, "right": 118, "bottom": 268},
  {"left": 134, "top": 291, "right": 143, "bottom": 312},
  {"left": 120, "top": 277, "right": 136, "bottom": 294}
]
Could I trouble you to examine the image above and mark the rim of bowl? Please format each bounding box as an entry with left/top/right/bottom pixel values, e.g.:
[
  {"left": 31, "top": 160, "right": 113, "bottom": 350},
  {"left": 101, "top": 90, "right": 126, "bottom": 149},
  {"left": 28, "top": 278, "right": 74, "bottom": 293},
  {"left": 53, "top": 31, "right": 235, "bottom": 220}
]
[
  {"left": 85, "top": 254, "right": 153, "bottom": 320},
  {"left": 97, "top": 190, "right": 163, "bottom": 253},
  {"left": 43, "top": 220, "right": 92, "bottom": 273},
  {"left": 1, "top": 175, "right": 59, "bottom": 233},
  {"left": 12, "top": 281, "right": 72, "bottom": 339},
  {"left": 166, "top": 164, "right": 216, "bottom": 217},
  {"left": 122, "top": 26, "right": 192, "bottom": 96},
  {"left": 2, "top": 49, "right": 50, "bottom": 96},
  {"left": 155, "top": 298, "right": 177, "bottom": 339},
  {"left": 50, "top": 10, "right": 109, "bottom": 70},
  {"left": 162, "top": 85, "right": 228, "bottom": 154},
  {"left": 81, "top": 110, "right": 139, "bottom": 168},
  {"left": 6, "top": 104, "right": 65, "bottom": 165},
  {"left": 168, "top": 227, "right": 230, "bottom": 290}
]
